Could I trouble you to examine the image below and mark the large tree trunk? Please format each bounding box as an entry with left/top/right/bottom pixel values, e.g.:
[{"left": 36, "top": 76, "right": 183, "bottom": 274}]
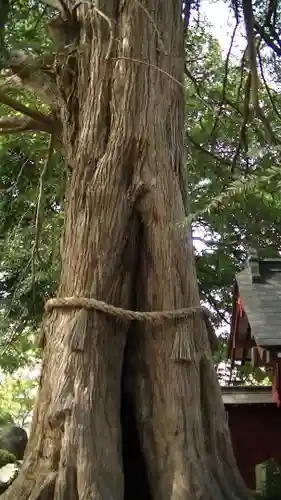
[{"left": 2, "top": 1, "right": 253, "bottom": 499}]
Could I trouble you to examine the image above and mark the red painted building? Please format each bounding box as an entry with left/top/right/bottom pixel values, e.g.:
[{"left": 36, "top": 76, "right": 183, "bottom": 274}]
[
  {"left": 222, "top": 386, "right": 281, "bottom": 491},
  {"left": 226, "top": 249, "right": 281, "bottom": 491},
  {"left": 228, "top": 249, "right": 281, "bottom": 403}
]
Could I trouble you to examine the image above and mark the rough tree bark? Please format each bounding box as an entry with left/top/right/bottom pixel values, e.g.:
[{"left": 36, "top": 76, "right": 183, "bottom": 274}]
[{"left": 2, "top": 1, "right": 254, "bottom": 499}]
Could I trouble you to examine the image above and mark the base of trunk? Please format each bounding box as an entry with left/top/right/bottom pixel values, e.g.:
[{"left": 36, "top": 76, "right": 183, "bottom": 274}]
[{"left": 1, "top": 351, "right": 253, "bottom": 500}]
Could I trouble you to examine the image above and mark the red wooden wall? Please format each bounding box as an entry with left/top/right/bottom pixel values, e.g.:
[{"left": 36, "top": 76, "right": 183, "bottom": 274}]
[{"left": 226, "top": 404, "right": 281, "bottom": 489}]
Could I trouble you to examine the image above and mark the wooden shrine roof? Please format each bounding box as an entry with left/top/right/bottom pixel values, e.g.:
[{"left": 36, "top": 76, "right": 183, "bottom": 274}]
[
  {"left": 229, "top": 251, "right": 281, "bottom": 360},
  {"left": 236, "top": 258, "right": 281, "bottom": 346}
]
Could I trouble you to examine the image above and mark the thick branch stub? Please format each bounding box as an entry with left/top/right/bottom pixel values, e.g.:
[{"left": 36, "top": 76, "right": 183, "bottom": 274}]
[
  {"left": 6, "top": 50, "right": 61, "bottom": 109},
  {"left": 48, "top": 392, "right": 73, "bottom": 429},
  {"left": 0, "top": 115, "right": 52, "bottom": 135},
  {"left": 0, "top": 90, "right": 58, "bottom": 134}
]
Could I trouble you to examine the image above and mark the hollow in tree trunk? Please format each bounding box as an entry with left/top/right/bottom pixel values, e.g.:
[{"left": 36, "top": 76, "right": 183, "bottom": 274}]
[{"left": 3, "top": 1, "right": 253, "bottom": 499}]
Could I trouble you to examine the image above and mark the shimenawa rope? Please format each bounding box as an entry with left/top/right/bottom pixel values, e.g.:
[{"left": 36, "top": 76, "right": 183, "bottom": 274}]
[{"left": 45, "top": 297, "right": 210, "bottom": 322}]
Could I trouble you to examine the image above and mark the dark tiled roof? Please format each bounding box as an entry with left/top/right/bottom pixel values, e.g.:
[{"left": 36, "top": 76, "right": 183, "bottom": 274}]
[{"left": 237, "top": 254, "right": 281, "bottom": 347}]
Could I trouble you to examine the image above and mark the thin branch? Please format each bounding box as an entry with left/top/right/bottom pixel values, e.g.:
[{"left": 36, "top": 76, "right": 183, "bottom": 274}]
[
  {"left": 209, "top": 17, "right": 239, "bottom": 140},
  {"left": 257, "top": 46, "right": 281, "bottom": 122},
  {"left": 0, "top": 115, "right": 52, "bottom": 135},
  {"left": 93, "top": 6, "right": 114, "bottom": 61},
  {"left": 0, "top": 91, "right": 56, "bottom": 130},
  {"left": 134, "top": 0, "right": 167, "bottom": 54},
  {"left": 231, "top": 73, "right": 251, "bottom": 173},
  {"left": 254, "top": 20, "right": 281, "bottom": 56},
  {"left": 183, "top": 0, "right": 192, "bottom": 35},
  {"left": 242, "top": 0, "right": 259, "bottom": 108},
  {"left": 262, "top": 0, "right": 281, "bottom": 48},
  {"left": 200, "top": 289, "right": 230, "bottom": 325},
  {"left": 184, "top": 65, "right": 214, "bottom": 111},
  {"left": 0, "top": 319, "right": 27, "bottom": 356},
  {"left": 112, "top": 56, "right": 184, "bottom": 88},
  {"left": 241, "top": 2, "right": 277, "bottom": 144},
  {"left": 223, "top": 97, "right": 267, "bottom": 144},
  {"left": 31, "top": 135, "right": 55, "bottom": 301},
  {"left": 255, "top": 100, "right": 281, "bottom": 145},
  {"left": 26, "top": 4, "right": 48, "bottom": 35},
  {"left": 264, "top": 0, "right": 278, "bottom": 27},
  {"left": 4, "top": 155, "right": 33, "bottom": 194},
  {"left": 236, "top": 49, "right": 247, "bottom": 104},
  {"left": 186, "top": 133, "right": 232, "bottom": 166}
]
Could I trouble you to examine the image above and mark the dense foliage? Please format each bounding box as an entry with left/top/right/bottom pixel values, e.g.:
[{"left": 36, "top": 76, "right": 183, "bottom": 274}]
[{"left": 185, "top": 17, "right": 281, "bottom": 384}]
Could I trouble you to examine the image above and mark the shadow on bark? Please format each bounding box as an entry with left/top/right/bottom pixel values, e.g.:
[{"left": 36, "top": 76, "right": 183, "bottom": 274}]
[{"left": 121, "top": 340, "right": 153, "bottom": 500}]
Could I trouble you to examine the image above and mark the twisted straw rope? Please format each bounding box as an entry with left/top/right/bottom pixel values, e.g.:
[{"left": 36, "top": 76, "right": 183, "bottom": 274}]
[{"left": 45, "top": 297, "right": 210, "bottom": 322}]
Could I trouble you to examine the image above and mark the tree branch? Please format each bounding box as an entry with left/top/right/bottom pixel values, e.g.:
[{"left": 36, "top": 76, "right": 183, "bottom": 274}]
[
  {"left": 257, "top": 46, "right": 281, "bottom": 122},
  {"left": 254, "top": 20, "right": 281, "bottom": 56},
  {"left": 0, "top": 90, "right": 56, "bottom": 131},
  {"left": 186, "top": 133, "right": 232, "bottom": 166},
  {"left": 183, "top": 0, "right": 192, "bottom": 35},
  {"left": 208, "top": 17, "right": 239, "bottom": 141},
  {"left": 200, "top": 289, "right": 230, "bottom": 325},
  {"left": 0, "top": 115, "right": 54, "bottom": 135}
]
